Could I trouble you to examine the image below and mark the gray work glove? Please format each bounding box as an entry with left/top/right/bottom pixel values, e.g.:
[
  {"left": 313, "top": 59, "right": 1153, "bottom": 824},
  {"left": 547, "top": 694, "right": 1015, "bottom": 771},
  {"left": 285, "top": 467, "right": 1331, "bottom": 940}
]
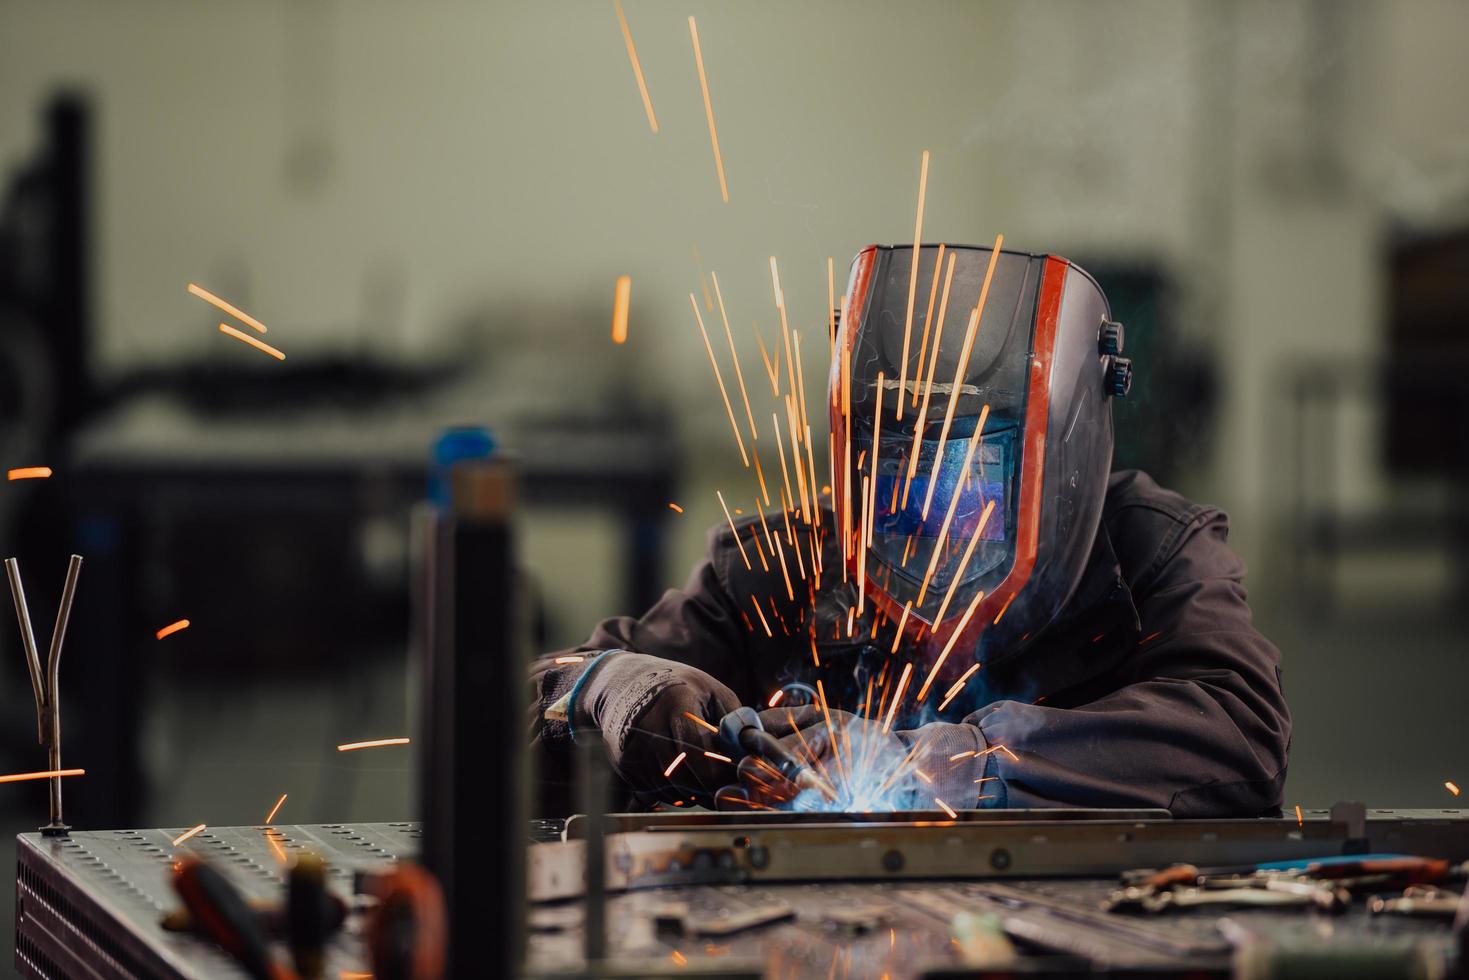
[
  {"left": 574, "top": 653, "right": 741, "bottom": 805},
  {"left": 729, "top": 705, "right": 989, "bottom": 813}
]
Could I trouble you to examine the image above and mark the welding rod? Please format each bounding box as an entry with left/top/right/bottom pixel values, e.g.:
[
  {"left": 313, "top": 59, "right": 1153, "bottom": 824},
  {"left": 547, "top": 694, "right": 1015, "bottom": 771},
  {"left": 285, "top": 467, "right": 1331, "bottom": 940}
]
[{"left": 719, "top": 707, "right": 839, "bottom": 803}]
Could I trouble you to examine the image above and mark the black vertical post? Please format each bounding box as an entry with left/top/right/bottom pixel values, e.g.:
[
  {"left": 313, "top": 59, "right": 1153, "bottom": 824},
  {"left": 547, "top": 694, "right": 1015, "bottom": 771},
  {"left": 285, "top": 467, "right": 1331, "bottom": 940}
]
[
  {"left": 47, "top": 94, "right": 93, "bottom": 430},
  {"left": 418, "top": 458, "right": 523, "bottom": 977}
]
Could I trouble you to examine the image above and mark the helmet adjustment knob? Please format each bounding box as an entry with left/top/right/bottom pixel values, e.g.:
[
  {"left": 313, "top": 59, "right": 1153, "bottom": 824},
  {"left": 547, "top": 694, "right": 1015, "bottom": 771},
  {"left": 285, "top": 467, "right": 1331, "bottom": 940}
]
[
  {"left": 1103, "top": 355, "right": 1133, "bottom": 397},
  {"left": 1098, "top": 318, "right": 1125, "bottom": 356}
]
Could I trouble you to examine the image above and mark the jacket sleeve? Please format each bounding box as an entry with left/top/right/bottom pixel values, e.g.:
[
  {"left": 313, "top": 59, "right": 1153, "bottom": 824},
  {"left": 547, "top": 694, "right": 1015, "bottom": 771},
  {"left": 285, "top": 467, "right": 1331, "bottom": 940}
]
[
  {"left": 964, "top": 509, "right": 1292, "bottom": 817},
  {"left": 527, "top": 527, "right": 755, "bottom": 814}
]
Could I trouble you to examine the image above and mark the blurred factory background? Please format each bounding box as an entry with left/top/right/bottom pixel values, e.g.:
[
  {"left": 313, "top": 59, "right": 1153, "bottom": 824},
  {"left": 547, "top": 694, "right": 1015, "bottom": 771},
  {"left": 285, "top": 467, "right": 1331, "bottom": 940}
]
[{"left": 1, "top": 0, "right": 1467, "bottom": 965}]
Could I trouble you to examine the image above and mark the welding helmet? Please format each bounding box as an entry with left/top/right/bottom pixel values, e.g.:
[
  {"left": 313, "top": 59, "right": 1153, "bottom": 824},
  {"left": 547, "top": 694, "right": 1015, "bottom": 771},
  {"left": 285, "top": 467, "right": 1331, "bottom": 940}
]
[{"left": 829, "top": 243, "right": 1131, "bottom": 677}]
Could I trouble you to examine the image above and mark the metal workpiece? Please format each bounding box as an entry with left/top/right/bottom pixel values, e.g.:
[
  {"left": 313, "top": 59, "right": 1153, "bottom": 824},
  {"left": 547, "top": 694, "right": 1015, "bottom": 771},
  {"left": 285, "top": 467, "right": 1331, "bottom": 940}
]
[
  {"left": 17, "top": 810, "right": 1469, "bottom": 979},
  {"left": 543, "top": 808, "right": 1469, "bottom": 899},
  {"left": 6, "top": 553, "right": 83, "bottom": 835}
]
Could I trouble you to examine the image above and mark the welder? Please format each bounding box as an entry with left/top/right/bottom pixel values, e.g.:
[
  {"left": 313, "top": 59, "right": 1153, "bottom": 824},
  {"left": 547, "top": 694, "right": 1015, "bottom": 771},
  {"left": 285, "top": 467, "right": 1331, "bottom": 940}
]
[{"left": 529, "top": 243, "right": 1291, "bottom": 818}]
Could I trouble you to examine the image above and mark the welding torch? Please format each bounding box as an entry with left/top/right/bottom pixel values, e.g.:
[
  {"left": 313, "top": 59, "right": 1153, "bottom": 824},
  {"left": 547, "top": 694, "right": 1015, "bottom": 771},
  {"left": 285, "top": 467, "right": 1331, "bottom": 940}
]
[{"left": 719, "top": 707, "right": 839, "bottom": 803}]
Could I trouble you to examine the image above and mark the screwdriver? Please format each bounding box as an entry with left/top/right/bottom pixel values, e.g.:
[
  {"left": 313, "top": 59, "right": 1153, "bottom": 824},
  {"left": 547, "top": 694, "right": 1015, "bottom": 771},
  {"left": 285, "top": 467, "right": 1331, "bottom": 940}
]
[{"left": 720, "top": 707, "right": 839, "bottom": 803}]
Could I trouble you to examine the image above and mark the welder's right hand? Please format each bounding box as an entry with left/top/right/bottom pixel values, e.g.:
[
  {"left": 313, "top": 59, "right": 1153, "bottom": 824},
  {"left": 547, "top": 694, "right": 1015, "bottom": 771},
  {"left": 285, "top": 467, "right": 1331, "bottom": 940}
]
[{"left": 573, "top": 653, "right": 741, "bottom": 804}]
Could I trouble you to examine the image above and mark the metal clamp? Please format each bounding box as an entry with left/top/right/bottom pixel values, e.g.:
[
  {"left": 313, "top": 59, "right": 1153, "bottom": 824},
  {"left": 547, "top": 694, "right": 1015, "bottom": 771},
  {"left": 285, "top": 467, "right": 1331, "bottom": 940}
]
[{"left": 6, "top": 554, "right": 82, "bottom": 835}]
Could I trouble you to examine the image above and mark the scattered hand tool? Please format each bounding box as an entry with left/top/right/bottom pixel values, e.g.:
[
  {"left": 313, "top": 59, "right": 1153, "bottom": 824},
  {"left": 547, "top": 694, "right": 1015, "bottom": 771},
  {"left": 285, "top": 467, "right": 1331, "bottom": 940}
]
[
  {"left": 288, "top": 853, "right": 344, "bottom": 979},
  {"left": 166, "top": 852, "right": 348, "bottom": 979},
  {"left": 1369, "top": 885, "right": 1466, "bottom": 919},
  {"left": 364, "top": 862, "right": 447, "bottom": 980},
  {"left": 172, "top": 857, "right": 296, "bottom": 980},
  {"left": 1109, "top": 855, "right": 1468, "bottom": 915},
  {"left": 720, "top": 706, "right": 839, "bottom": 803},
  {"left": 654, "top": 900, "right": 795, "bottom": 937},
  {"left": 6, "top": 554, "right": 82, "bottom": 835}
]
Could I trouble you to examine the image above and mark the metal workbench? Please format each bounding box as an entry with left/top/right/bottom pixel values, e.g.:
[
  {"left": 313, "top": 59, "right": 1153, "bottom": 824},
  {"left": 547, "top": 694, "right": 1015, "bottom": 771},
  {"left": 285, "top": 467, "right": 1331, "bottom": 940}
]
[{"left": 15, "top": 808, "right": 1469, "bottom": 978}]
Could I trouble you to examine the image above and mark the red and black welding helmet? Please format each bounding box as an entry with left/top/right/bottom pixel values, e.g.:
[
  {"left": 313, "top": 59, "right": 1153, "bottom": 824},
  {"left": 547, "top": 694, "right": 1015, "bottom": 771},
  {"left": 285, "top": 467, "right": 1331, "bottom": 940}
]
[{"left": 829, "top": 243, "right": 1131, "bottom": 679}]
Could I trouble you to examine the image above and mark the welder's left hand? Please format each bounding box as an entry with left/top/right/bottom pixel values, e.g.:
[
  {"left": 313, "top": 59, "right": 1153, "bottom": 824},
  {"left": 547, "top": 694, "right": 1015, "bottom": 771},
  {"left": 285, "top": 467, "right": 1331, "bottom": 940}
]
[{"left": 728, "top": 705, "right": 989, "bottom": 813}]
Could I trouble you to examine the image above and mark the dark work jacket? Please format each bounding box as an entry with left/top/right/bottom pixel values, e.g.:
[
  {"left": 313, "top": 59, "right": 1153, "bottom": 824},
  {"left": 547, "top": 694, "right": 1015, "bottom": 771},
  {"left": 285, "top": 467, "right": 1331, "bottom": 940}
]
[{"left": 530, "top": 470, "right": 1291, "bottom": 818}]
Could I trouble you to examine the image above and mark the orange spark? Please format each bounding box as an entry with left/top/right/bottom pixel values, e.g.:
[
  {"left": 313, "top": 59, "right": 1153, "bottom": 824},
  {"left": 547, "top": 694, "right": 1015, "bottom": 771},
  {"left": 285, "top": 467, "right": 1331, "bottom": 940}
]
[
  {"left": 992, "top": 593, "right": 1016, "bottom": 624},
  {"left": 553, "top": 655, "right": 586, "bottom": 664},
  {"left": 841, "top": 319, "right": 853, "bottom": 559},
  {"left": 265, "top": 793, "right": 287, "bottom": 825},
  {"left": 172, "top": 824, "right": 206, "bottom": 847},
  {"left": 934, "top": 798, "right": 957, "bottom": 819},
  {"left": 717, "top": 490, "right": 751, "bottom": 570},
  {"left": 921, "top": 234, "right": 1002, "bottom": 520},
  {"left": 912, "top": 244, "right": 946, "bottom": 406},
  {"left": 1295, "top": 804, "right": 1304, "bottom": 826},
  {"left": 663, "top": 752, "right": 688, "bottom": 778},
  {"left": 756, "top": 504, "right": 777, "bottom": 555},
  {"left": 949, "top": 750, "right": 977, "bottom": 761},
  {"left": 613, "top": 0, "right": 659, "bottom": 133},
  {"left": 0, "top": 768, "right": 84, "bottom": 785},
  {"left": 774, "top": 259, "right": 800, "bottom": 421},
  {"left": 710, "top": 271, "right": 758, "bottom": 442},
  {"left": 932, "top": 498, "right": 997, "bottom": 626},
  {"left": 336, "top": 737, "right": 410, "bottom": 752},
  {"left": 155, "top": 619, "right": 191, "bottom": 640},
  {"left": 890, "top": 601, "right": 913, "bottom": 654},
  {"left": 750, "top": 596, "right": 773, "bottom": 637},
  {"left": 691, "top": 295, "right": 749, "bottom": 466},
  {"left": 1448, "top": 781, "right": 1462, "bottom": 797},
  {"left": 794, "top": 329, "right": 812, "bottom": 443},
  {"left": 916, "top": 588, "right": 986, "bottom": 703},
  {"left": 816, "top": 679, "right": 847, "bottom": 782},
  {"left": 768, "top": 689, "right": 784, "bottom": 708},
  {"left": 857, "top": 475, "right": 870, "bottom": 616},
  {"left": 752, "top": 448, "right": 771, "bottom": 507},
  {"left": 668, "top": 502, "right": 684, "bottom": 513},
  {"left": 803, "top": 411, "right": 821, "bottom": 529},
  {"left": 218, "top": 323, "right": 286, "bottom": 360},
  {"left": 703, "top": 751, "right": 732, "bottom": 764},
  {"left": 773, "top": 537, "right": 795, "bottom": 601},
  {"left": 671, "top": 950, "right": 689, "bottom": 967},
  {"left": 915, "top": 768, "right": 933, "bottom": 784},
  {"left": 756, "top": 327, "right": 781, "bottom": 396},
  {"left": 688, "top": 17, "right": 728, "bottom": 203},
  {"left": 188, "top": 283, "right": 268, "bottom": 333},
  {"left": 7, "top": 467, "right": 51, "bottom": 481},
  {"left": 339, "top": 974, "right": 372, "bottom": 980},
  {"left": 748, "top": 526, "right": 770, "bottom": 572},
  {"left": 1141, "top": 631, "right": 1163, "bottom": 646},
  {"left": 772, "top": 413, "right": 795, "bottom": 514},
  {"left": 897, "top": 150, "right": 930, "bottom": 419},
  {"left": 883, "top": 662, "right": 913, "bottom": 735},
  {"left": 683, "top": 711, "right": 720, "bottom": 734},
  {"left": 938, "top": 663, "right": 982, "bottom": 712},
  {"left": 611, "top": 275, "right": 632, "bottom": 344},
  {"left": 868, "top": 373, "right": 885, "bottom": 542},
  {"left": 915, "top": 405, "right": 989, "bottom": 606},
  {"left": 902, "top": 250, "right": 958, "bottom": 507},
  {"left": 786, "top": 398, "right": 811, "bottom": 525}
]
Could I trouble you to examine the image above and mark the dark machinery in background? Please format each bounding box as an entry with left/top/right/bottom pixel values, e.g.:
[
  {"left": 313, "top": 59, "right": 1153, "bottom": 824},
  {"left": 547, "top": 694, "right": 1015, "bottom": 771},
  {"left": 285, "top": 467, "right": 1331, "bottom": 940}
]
[
  {"left": 1283, "top": 228, "right": 1469, "bottom": 612},
  {"left": 0, "top": 93, "right": 679, "bottom": 830}
]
